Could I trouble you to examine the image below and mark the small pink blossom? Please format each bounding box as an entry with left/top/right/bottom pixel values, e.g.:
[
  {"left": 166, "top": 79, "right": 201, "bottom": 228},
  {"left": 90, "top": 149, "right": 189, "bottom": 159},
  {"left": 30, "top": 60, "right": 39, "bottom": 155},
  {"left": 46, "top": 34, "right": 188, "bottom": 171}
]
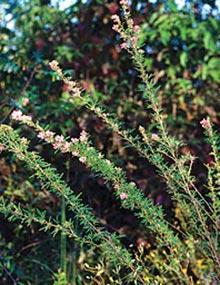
[
  {"left": 11, "top": 110, "right": 23, "bottom": 121},
  {"left": 111, "top": 14, "right": 121, "bottom": 33},
  {"left": 111, "top": 14, "right": 120, "bottom": 22},
  {"left": 52, "top": 135, "right": 70, "bottom": 153},
  {"left": 120, "top": 0, "right": 129, "bottom": 6},
  {"left": 71, "top": 137, "right": 79, "bottom": 144},
  {"left": 151, "top": 133, "right": 159, "bottom": 141},
  {"left": 200, "top": 118, "right": 211, "bottom": 129},
  {"left": 127, "top": 19, "right": 134, "bottom": 28},
  {"left": 11, "top": 110, "right": 32, "bottom": 123},
  {"left": 79, "top": 156, "right": 87, "bottom": 163},
  {"left": 65, "top": 81, "right": 75, "bottom": 92},
  {"left": 79, "top": 130, "right": 88, "bottom": 143},
  {"left": 112, "top": 24, "right": 120, "bottom": 32},
  {"left": 49, "top": 60, "right": 59, "bottom": 71},
  {"left": 72, "top": 151, "right": 79, "bottom": 157},
  {"left": 120, "top": 192, "right": 128, "bottom": 200},
  {"left": 131, "top": 36, "right": 138, "bottom": 46},
  {"left": 120, "top": 42, "right": 127, "bottom": 49},
  {"left": 61, "top": 142, "right": 71, "bottom": 153},
  {"left": 71, "top": 87, "right": 81, "bottom": 97},
  {"left": 52, "top": 142, "right": 60, "bottom": 150},
  {"left": 0, "top": 144, "right": 5, "bottom": 153},
  {"left": 49, "top": 60, "right": 62, "bottom": 76},
  {"left": 54, "top": 135, "right": 64, "bottom": 143},
  {"left": 134, "top": 25, "right": 140, "bottom": 33},
  {"left": 38, "top": 130, "right": 55, "bottom": 143},
  {"left": 22, "top": 98, "right": 30, "bottom": 106}
]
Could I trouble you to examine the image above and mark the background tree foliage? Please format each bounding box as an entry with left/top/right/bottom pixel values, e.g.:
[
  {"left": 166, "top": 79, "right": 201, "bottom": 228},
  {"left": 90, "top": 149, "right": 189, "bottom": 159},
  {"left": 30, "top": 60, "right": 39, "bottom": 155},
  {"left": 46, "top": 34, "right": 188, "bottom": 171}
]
[{"left": 0, "top": 0, "right": 220, "bottom": 284}]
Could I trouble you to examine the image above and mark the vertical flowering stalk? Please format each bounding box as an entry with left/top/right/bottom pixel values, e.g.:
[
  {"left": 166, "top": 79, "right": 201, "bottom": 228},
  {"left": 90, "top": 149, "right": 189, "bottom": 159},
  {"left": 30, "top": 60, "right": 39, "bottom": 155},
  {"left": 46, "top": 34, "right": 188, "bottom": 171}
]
[
  {"left": 110, "top": 1, "right": 220, "bottom": 277},
  {"left": 201, "top": 118, "right": 220, "bottom": 223}
]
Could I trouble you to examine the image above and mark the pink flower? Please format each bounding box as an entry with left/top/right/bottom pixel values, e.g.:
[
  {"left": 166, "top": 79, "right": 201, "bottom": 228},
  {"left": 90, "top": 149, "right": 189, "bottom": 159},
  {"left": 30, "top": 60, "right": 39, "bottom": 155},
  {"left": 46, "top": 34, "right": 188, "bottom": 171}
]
[
  {"left": 127, "top": 19, "right": 134, "bottom": 28},
  {"left": 111, "top": 14, "right": 121, "bottom": 33},
  {"left": 54, "top": 135, "right": 65, "bottom": 143},
  {"left": 71, "top": 137, "right": 79, "bottom": 144},
  {"left": 49, "top": 60, "right": 59, "bottom": 71},
  {"left": 131, "top": 36, "right": 138, "bottom": 46},
  {"left": 71, "top": 87, "right": 81, "bottom": 97},
  {"left": 22, "top": 98, "right": 29, "bottom": 106},
  {"left": 49, "top": 60, "right": 62, "bottom": 76},
  {"left": 79, "top": 130, "right": 88, "bottom": 143},
  {"left": 200, "top": 118, "right": 211, "bottom": 129},
  {"left": 11, "top": 110, "right": 32, "bottom": 123},
  {"left": 120, "top": 0, "right": 129, "bottom": 6},
  {"left": 112, "top": 24, "right": 120, "bottom": 32},
  {"left": 120, "top": 192, "right": 128, "bottom": 200},
  {"left": 11, "top": 110, "right": 23, "bottom": 121},
  {"left": 65, "top": 81, "right": 75, "bottom": 92},
  {"left": 120, "top": 42, "right": 127, "bottom": 49},
  {"left": 38, "top": 130, "right": 55, "bottom": 143},
  {"left": 134, "top": 25, "right": 140, "bottom": 33},
  {"left": 79, "top": 156, "right": 87, "bottom": 163},
  {"left": 52, "top": 135, "right": 70, "bottom": 153},
  {"left": 0, "top": 144, "right": 5, "bottom": 153},
  {"left": 72, "top": 151, "right": 79, "bottom": 157},
  {"left": 60, "top": 142, "right": 71, "bottom": 153},
  {"left": 111, "top": 14, "right": 120, "bottom": 22},
  {"left": 151, "top": 133, "right": 159, "bottom": 141}
]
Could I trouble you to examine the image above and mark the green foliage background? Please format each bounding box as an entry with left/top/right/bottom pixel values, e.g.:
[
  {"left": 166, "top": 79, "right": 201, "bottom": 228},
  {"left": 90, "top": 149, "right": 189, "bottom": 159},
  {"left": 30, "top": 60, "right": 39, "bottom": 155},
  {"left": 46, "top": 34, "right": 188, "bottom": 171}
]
[{"left": 0, "top": 0, "right": 220, "bottom": 284}]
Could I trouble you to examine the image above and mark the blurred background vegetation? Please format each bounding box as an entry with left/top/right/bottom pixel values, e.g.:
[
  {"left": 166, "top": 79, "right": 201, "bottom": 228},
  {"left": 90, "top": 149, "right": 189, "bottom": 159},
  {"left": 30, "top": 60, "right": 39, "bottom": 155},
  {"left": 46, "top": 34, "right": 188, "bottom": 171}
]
[{"left": 0, "top": 0, "right": 220, "bottom": 284}]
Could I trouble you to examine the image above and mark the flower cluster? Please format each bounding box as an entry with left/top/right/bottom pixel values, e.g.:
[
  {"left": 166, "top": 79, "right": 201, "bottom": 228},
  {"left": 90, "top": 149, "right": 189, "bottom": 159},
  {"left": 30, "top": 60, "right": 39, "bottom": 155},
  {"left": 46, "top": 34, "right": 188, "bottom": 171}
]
[
  {"left": 200, "top": 118, "right": 211, "bottom": 130},
  {"left": 111, "top": 2, "right": 141, "bottom": 51},
  {"left": 38, "top": 130, "right": 70, "bottom": 153},
  {"left": 139, "top": 126, "right": 149, "bottom": 143},
  {"left": 119, "top": 0, "right": 129, "bottom": 16},
  {"left": 79, "top": 130, "right": 88, "bottom": 143},
  {"left": 49, "top": 60, "right": 62, "bottom": 76},
  {"left": 111, "top": 14, "right": 122, "bottom": 34},
  {"left": 120, "top": 192, "right": 128, "bottom": 200},
  {"left": 11, "top": 110, "right": 32, "bottom": 123},
  {"left": 37, "top": 128, "right": 88, "bottom": 159},
  {"left": 38, "top": 130, "right": 55, "bottom": 143},
  {"left": 53, "top": 135, "right": 70, "bottom": 153},
  {"left": 49, "top": 60, "right": 81, "bottom": 97},
  {"left": 151, "top": 133, "right": 159, "bottom": 142},
  {"left": 139, "top": 126, "right": 159, "bottom": 144}
]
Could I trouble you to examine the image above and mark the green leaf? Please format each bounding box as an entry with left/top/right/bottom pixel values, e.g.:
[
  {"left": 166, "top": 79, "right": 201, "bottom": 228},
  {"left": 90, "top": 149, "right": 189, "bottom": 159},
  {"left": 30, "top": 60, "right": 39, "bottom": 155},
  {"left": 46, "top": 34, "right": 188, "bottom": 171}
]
[
  {"left": 203, "top": 32, "right": 216, "bottom": 51},
  {"left": 180, "top": 52, "right": 188, "bottom": 67}
]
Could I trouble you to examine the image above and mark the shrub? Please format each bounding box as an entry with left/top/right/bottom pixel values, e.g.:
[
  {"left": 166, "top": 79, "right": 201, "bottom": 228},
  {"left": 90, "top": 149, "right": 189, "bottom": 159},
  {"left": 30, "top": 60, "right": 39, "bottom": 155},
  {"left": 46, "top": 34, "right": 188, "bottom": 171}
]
[{"left": 0, "top": 1, "right": 220, "bottom": 284}]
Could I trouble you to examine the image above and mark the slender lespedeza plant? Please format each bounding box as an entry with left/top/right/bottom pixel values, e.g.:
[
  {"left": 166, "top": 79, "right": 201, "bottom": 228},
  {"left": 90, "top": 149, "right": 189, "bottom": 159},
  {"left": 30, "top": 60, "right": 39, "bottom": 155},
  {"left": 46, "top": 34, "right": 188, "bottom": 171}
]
[
  {"left": 1, "top": 0, "right": 220, "bottom": 283},
  {"left": 0, "top": 124, "right": 154, "bottom": 284},
  {"left": 110, "top": 0, "right": 220, "bottom": 276},
  {"left": 9, "top": 109, "right": 189, "bottom": 279},
  {"left": 7, "top": 103, "right": 220, "bottom": 282},
  {"left": 47, "top": 0, "right": 220, "bottom": 281}
]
